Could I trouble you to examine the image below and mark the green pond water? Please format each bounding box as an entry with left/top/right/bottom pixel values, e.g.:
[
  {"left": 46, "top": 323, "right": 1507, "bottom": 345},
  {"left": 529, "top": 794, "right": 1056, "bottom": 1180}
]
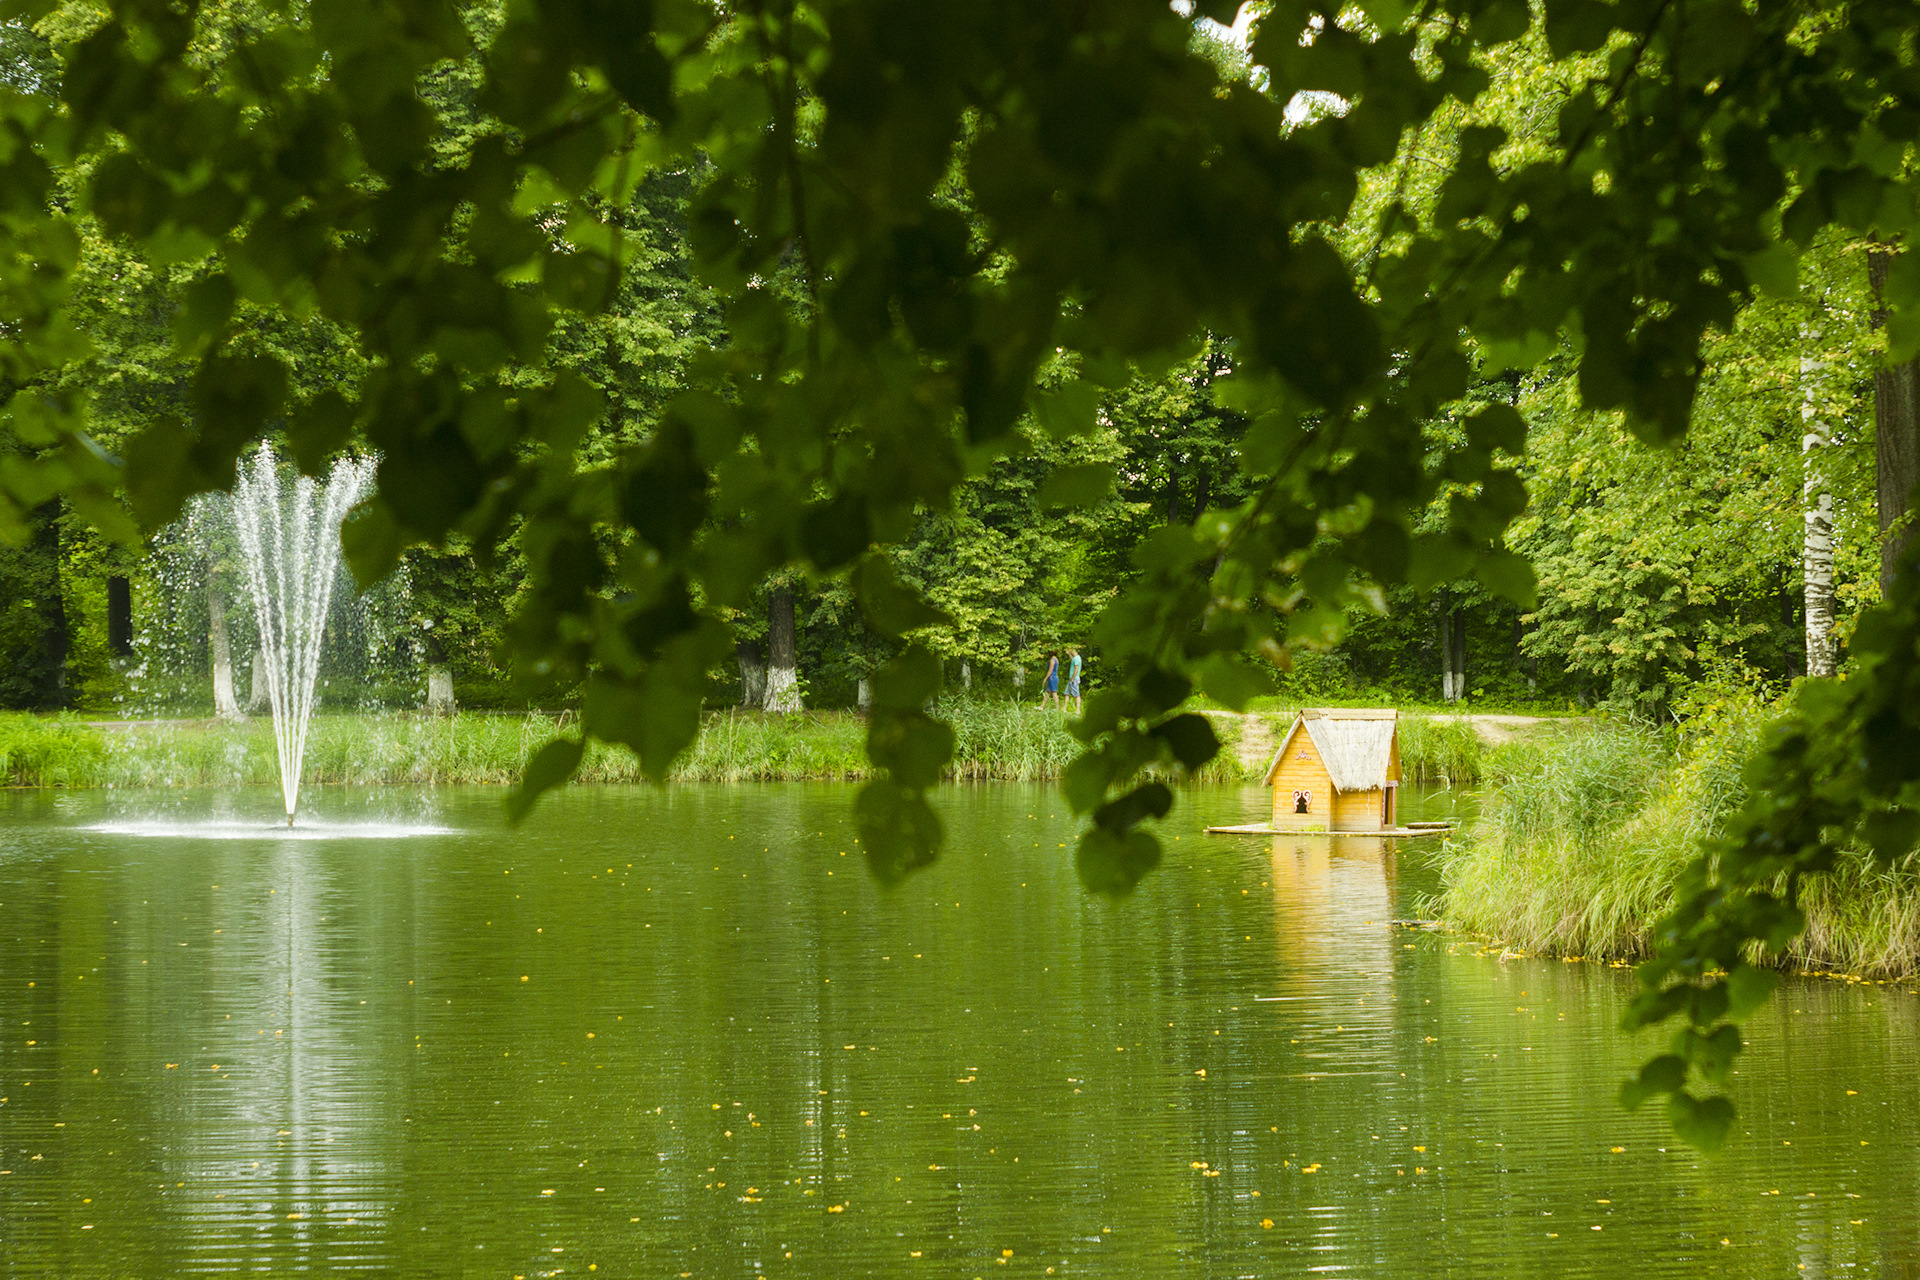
[{"left": 1, "top": 783, "right": 1916, "bottom": 1278}]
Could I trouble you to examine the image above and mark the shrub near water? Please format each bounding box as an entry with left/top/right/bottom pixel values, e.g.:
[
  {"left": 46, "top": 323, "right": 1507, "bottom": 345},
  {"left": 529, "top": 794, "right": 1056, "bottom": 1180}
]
[{"left": 1435, "top": 695, "right": 1920, "bottom": 978}]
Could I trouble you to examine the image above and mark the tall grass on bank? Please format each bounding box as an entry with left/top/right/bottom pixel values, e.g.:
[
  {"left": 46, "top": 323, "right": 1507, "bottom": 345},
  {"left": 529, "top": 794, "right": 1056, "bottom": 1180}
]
[
  {"left": 1396, "top": 716, "right": 1486, "bottom": 786},
  {"left": 0, "top": 701, "right": 1149, "bottom": 789},
  {"left": 1433, "top": 701, "right": 1920, "bottom": 978}
]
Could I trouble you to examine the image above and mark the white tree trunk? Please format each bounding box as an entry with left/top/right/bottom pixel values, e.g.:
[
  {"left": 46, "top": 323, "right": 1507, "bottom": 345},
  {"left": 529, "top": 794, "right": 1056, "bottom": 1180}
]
[
  {"left": 208, "top": 574, "right": 243, "bottom": 721},
  {"left": 960, "top": 660, "right": 972, "bottom": 691},
  {"left": 763, "top": 584, "right": 803, "bottom": 712},
  {"left": 857, "top": 676, "right": 872, "bottom": 712},
  {"left": 1803, "top": 354, "right": 1837, "bottom": 678},
  {"left": 246, "top": 646, "right": 270, "bottom": 713},
  {"left": 426, "top": 665, "right": 456, "bottom": 715},
  {"left": 764, "top": 664, "right": 802, "bottom": 713},
  {"left": 1438, "top": 593, "right": 1466, "bottom": 702}
]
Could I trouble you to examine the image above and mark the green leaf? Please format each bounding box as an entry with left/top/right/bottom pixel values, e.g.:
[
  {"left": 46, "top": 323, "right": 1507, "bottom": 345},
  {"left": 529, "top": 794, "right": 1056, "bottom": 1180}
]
[
  {"left": 1665, "top": 1091, "right": 1736, "bottom": 1154},
  {"left": 801, "top": 493, "right": 872, "bottom": 570},
  {"left": 1474, "top": 550, "right": 1538, "bottom": 607},
  {"left": 1543, "top": 0, "right": 1615, "bottom": 58},
  {"left": 288, "top": 391, "right": 356, "bottom": 479},
  {"left": 1861, "top": 807, "right": 1920, "bottom": 863},
  {"left": 1465, "top": 404, "right": 1527, "bottom": 455},
  {"left": 340, "top": 500, "right": 405, "bottom": 590},
  {"left": 1062, "top": 750, "right": 1118, "bottom": 814},
  {"left": 1408, "top": 534, "right": 1474, "bottom": 590},
  {"left": 1036, "top": 462, "right": 1114, "bottom": 511},
  {"left": 1723, "top": 964, "right": 1779, "bottom": 1019},
  {"left": 870, "top": 644, "right": 943, "bottom": 709},
  {"left": 1075, "top": 827, "right": 1161, "bottom": 897},
  {"left": 508, "top": 736, "right": 585, "bottom": 822},
  {"left": 1194, "top": 654, "right": 1273, "bottom": 711},
  {"left": 1619, "top": 1053, "right": 1687, "bottom": 1111},
  {"left": 173, "top": 273, "right": 234, "bottom": 352},
  {"left": 1739, "top": 244, "right": 1800, "bottom": 299},
  {"left": 622, "top": 422, "right": 709, "bottom": 555},
  {"left": 867, "top": 712, "right": 955, "bottom": 790},
  {"left": 856, "top": 779, "right": 943, "bottom": 883},
  {"left": 854, "top": 557, "right": 950, "bottom": 639},
  {"left": 1151, "top": 714, "right": 1221, "bottom": 771},
  {"left": 1033, "top": 381, "right": 1101, "bottom": 439}
]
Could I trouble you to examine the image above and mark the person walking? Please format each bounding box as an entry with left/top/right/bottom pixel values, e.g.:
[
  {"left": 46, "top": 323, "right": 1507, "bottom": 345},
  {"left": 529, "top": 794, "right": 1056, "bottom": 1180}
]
[
  {"left": 1039, "top": 652, "right": 1060, "bottom": 710},
  {"left": 1065, "top": 646, "right": 1083, "bottom": 715}
]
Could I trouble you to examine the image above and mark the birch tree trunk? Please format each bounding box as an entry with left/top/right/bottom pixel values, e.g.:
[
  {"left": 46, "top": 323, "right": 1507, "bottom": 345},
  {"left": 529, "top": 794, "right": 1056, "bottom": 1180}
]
[
  {"left": 1802, "top": 354, "right": 1837, "bottom": 678},
  {"left": 208, "top": 570, "right": 242, "bottom": 721},
  {"left": 1438, "top": 590, "right": 1466, "bottom": 703},
  {"left": 1870, "top": 246, "right": 1920, "bottom": 590},
  {"left": 763, "top": 584, "right": 803, "bottom": 712}
]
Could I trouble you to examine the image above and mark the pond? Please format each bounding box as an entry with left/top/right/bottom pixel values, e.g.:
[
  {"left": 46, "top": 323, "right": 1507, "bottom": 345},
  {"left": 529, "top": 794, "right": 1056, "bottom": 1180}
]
[{"left": 1, "top": 783, "right": 1916, "bottom": 1277}]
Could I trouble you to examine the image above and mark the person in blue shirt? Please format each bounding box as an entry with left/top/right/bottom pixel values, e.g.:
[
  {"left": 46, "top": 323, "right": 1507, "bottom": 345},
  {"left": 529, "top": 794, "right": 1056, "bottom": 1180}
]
[
  {"left": 1039, "top": 651, "right": 1060, "bottom": 710},
  {"left": 1065, "top": 647, "right": 1083, "bottom": 715}
]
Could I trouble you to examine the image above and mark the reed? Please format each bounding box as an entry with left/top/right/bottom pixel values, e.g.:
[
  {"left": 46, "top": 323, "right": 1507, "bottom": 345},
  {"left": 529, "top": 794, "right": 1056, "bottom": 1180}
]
[
  {"left": 1395, "top": 715, "right": 1486, "bottom": 786},
  {"left": 1433, "top": 702, "right": 1920, "bottom": 978}
]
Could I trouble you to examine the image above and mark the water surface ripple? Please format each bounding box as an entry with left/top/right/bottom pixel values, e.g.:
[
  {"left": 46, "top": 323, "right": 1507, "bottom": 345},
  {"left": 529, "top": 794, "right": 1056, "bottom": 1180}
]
[{"left": 0, "top": 784, "right": 1915, "bottom": 1277}]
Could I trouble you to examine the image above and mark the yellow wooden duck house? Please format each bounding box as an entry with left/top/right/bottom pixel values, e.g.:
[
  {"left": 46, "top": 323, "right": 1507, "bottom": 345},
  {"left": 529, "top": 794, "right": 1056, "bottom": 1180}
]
[{"left": 1264, "top": 709, "right": 1402, "bottom": 832}]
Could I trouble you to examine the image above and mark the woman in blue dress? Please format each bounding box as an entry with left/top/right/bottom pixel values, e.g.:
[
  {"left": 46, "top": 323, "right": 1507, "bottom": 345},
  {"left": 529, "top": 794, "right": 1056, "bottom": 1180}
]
[{"left": 1039, "top": 652, "right": 1060, "bottom": 710}]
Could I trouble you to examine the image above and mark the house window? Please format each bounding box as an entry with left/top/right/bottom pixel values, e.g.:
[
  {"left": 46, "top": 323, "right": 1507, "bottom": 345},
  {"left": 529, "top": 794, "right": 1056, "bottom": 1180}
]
[{"left": 1293, "top": 790, "right": 1311, "bottom": 814}]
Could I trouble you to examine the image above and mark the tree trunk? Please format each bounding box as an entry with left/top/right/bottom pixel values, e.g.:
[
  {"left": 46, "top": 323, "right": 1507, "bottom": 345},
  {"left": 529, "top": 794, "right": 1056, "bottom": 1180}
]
[
  {"left": 857, "top": 676, "right": 872, "bottom": 712},
  {"left": 28, "top": 502, "right": 68, "bottom": 709},
  {"left": 763, "top": 584, "right": 802, "bottom": 712},
  {"left": 426, "top": 665, "right": 456, "bottom": 715},
  {"left": 960, "top": 660, "right": 972, "bottom": 691},
  {"left": 1802, "top": 353, "right": 1837, "bottom": 678},
  {"left": 1438, "top": 590, "right": 1466, "bottom": 703},
  {"left": 246, "top": 646, "right": 271, "bottom": 713},
  {"left": 106, "top": 575, "right": 133, "bottom": 659},
  {"left": 208, "top": 570, "right": 242, "bottom": 721},
  {"left": 1869, "top": 246, "right": 1920, "bottom": 590},
  {"left": 736, "top": 636, "right": 766, "bottom": 708}
]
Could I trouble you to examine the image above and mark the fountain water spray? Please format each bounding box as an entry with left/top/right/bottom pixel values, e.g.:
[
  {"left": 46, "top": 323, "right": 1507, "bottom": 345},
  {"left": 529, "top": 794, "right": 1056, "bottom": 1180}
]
[{"left": 228, "top": 444, "right": 376, "bottom": 824}]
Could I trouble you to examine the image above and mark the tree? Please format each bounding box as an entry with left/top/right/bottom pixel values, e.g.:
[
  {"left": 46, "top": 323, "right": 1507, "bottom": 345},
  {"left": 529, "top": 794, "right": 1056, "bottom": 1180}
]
[{"left": 3, "top": 0, "right": 1920, "bottom": 1145}]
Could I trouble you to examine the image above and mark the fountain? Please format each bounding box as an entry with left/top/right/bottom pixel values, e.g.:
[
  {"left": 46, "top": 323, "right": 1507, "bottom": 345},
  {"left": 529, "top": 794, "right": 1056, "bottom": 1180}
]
[{"left": 228, "top": 444, "right": 377, "bottom": 824}]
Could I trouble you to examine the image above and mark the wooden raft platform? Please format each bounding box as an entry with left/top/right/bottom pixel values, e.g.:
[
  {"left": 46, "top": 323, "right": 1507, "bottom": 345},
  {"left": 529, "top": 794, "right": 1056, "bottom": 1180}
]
[{"left": 1204, "top": 821, "right": 1455, "bottom": 838}]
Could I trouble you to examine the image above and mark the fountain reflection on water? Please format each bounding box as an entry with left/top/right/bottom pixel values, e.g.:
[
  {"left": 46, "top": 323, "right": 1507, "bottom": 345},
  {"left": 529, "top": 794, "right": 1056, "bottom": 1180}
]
[{"left": 228, "top": 444, "right": 376, "bottom": 824}]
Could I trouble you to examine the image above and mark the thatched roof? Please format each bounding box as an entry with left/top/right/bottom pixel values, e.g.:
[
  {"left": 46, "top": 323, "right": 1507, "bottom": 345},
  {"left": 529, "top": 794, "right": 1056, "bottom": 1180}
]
[{"left": 1264, "top": 709, "right": 1398, "bottom": 792}]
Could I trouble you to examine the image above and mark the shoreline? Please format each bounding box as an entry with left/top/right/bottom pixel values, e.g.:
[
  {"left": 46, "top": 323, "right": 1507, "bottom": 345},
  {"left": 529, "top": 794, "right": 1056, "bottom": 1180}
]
[{"left": 1, "top": 705, "right": 1560, "bottom": 791}]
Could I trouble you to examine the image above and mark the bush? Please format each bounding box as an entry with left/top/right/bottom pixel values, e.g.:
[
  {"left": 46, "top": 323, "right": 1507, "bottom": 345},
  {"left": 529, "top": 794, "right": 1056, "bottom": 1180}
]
[{"left": 1433, "top": 695, "right": 1920, "bottom": 977}]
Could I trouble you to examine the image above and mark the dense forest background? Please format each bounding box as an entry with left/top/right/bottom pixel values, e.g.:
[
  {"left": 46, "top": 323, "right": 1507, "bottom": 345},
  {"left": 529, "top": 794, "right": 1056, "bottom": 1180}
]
[{"left": 0, "top": 9, "right": 1895, "bottom": 722}]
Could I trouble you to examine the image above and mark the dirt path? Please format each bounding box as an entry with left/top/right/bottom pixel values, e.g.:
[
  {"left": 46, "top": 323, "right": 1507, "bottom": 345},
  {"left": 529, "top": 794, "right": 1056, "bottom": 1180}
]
[{"left": 1420, "top": 714, "right": 1565, "bottom": 745}]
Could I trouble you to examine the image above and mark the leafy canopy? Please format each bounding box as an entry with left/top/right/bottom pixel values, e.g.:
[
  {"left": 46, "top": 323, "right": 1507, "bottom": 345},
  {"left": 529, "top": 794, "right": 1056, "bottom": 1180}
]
[{"left": 2, "top": 0, "right": 1919, "bottom": 1144}]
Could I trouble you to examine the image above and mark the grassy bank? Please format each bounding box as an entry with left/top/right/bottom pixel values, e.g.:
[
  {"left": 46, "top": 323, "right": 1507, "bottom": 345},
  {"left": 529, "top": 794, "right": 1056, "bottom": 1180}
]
[
  {"left": 1431, "top": 702, "right": 1920, "bottom": 979},
  {"left": 2, "top": 700, "right": 1252, "bottom": 790},
  {"left": 1, "top": 704, "right": 1496, "bottom": 790}
]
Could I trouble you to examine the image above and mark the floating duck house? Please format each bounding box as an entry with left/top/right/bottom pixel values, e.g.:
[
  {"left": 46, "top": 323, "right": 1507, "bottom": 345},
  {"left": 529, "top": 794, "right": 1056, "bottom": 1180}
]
[{"left": 1263, "top": 709, "right": 1402, "bottom": 832}]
